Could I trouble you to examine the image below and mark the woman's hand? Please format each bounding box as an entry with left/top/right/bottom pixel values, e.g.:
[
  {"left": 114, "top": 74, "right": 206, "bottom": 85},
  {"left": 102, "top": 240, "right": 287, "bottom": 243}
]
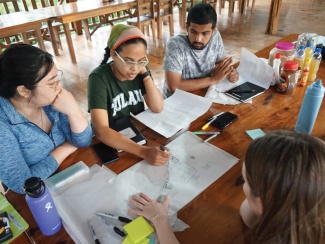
[
  {"left": 52, "top": 88, "right": 80, "bottom": 116},
  {"left": 142, "top": 146, "right": 170, "bottom": 165},
  {"left": 128, "top": 192, "right": 170, "bottom": 222}
]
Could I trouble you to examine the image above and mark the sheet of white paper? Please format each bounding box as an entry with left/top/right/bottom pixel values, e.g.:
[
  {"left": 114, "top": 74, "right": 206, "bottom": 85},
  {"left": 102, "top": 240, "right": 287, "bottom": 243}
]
[
  {"left": 117, "top": 132, "right": 239, "bottom": 211},
  {"left": 49, "top": 132, "right": 238, "bottom": 244},
  {"left": 50, "top": 165, "right": 188, "bottom": 244},
  {"left": 237, "top": 48, "right": 274, "bottom": 89},
  {"left": 132, "top": 89, "right": 212, "bottom": 138},
  {"left": 205, "top": 48, "right": 274, "bottom": 104}
]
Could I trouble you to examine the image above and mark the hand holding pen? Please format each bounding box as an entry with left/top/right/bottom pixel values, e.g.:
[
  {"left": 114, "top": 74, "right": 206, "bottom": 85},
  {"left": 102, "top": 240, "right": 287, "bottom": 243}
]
[{"left": 143, "top": 146, "right": 170, "bottom": 166}]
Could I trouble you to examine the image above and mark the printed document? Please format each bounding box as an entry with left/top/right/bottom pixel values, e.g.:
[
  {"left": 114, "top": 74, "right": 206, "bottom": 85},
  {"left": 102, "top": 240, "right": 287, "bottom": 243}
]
[{"left": 132, "top": 89, "right": 212, "bottom": 138}]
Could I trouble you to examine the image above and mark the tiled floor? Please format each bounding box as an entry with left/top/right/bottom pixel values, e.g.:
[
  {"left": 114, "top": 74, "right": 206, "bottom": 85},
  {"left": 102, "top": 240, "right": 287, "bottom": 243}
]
[{"left": 45, "top": 0, "right": 325, "bottom": 121}]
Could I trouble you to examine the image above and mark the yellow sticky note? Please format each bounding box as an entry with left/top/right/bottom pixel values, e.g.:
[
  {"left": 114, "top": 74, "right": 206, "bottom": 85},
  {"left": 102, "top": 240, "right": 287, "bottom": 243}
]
[
  {"left": 122, "top": 236, "right": 150, "bottom": 244},
  {"left": 122, "top": 235, "right": 133, "bottom": 244},
  {"left": 123, "top": 216, "right": 154, "bottom": 243}
]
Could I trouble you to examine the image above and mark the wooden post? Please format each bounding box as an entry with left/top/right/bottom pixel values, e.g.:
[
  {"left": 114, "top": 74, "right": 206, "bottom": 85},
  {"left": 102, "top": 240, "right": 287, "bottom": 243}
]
[{"left": 265, "top": 0, "right": 282, "bottom": 35}]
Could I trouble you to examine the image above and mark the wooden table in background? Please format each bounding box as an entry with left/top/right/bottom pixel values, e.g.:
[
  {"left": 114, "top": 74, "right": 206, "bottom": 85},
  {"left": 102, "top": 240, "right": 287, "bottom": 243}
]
[
  {"left": 31, "top": 0, "right": 136, "bottom": 63},
  {"left": 0, "top": 11, "right": 47, "bottom": 52},
  {"left": 5, "top": 34, "right": 325, "bottom": 243}
]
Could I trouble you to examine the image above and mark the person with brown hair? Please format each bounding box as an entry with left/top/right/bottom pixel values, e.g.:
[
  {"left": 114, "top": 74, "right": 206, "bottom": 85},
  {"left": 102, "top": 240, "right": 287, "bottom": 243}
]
[
  {"left": 240, "top": 130, "right": 325, "bottom": 243},
  {"left": 0, "top": 44, "right": 92, "bottom": 194},
  {"left": 129, "top": 130, "right": 325, "bottom": 243}
]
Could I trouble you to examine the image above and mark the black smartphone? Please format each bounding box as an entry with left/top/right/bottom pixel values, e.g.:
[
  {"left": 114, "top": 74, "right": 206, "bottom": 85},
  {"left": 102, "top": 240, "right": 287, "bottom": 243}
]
[
  {"left": 92, "top": 142, "right": 119, "bottom": 165},
  {"left": 210, "top": 112, "right": 238, "bottom": 130}
]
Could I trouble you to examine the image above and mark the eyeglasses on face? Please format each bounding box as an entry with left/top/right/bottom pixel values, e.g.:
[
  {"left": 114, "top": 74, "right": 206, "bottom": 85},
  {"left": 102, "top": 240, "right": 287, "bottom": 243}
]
[
  {"left": 115, "top": 51, "right": 149, "bottom": 69},
  {"left": 37, "top": 70, "right": 63, "bottom": 92}
]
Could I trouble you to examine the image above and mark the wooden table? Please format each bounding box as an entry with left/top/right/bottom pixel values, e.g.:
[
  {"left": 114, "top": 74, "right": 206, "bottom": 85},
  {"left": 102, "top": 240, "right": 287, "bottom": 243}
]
[
  {"left": 0, "top": 11, "right": 47, "bottom": 52},
  {"left": 31, "top": 0, "right": 136, "bottom": 64},
  {"left": 5, "top": 34, "right": 325, "bottom": 243}
]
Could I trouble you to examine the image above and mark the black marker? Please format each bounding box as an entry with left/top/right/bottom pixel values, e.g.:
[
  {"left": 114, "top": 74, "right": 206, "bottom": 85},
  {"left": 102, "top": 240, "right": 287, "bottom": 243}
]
[
  {"left": 88, "top": 220, "right": 101, "bottom": 244},
  {"left": 97, "top": 213, "right": 132, "bottom": 223},
  {"left": 98, "top": 217, "right": 126, "bottom": 237}
]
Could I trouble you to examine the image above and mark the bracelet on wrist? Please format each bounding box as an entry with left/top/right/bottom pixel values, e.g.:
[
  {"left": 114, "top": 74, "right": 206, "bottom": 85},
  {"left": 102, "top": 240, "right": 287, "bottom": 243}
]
[{"left": 151, "top": 212, "right": 169, "bottom": 225}]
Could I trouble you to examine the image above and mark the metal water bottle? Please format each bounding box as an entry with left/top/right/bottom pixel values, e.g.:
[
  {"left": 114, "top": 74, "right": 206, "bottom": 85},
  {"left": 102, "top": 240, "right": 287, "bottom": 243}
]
[
  {"left": 295, "top": 79, "right": 325, "bottom": 134},
  {"left": 24, "top": 177, "right": 62, "bottom": 236}
]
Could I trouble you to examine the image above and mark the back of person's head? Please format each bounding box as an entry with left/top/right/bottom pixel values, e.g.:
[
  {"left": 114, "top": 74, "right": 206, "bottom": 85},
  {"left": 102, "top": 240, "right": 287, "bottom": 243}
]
[
  {"left": 100, "top": 24, "right": 147, "bottom": 65},
  {"left": 0, "top": 44, "right": 54, "bottom": 99},
  {"left": 245, "top": 130, "right": 325, "bottom": 244},
  {"left": 187, "top": 3, "right": 217, "bottom": 28}
]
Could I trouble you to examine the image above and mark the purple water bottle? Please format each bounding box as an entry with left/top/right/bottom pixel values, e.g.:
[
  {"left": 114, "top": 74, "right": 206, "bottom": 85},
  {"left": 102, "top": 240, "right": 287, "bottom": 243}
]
[{"left": 23, "top": 177, "right": 62, "bottom": 236}]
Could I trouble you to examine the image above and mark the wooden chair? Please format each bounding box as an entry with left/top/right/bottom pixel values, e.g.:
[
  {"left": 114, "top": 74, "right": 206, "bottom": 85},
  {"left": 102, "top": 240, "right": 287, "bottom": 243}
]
[
  {"left": 127, "top": 0, "right": 156, "bottom": 42},
  {"left": 203, "top": 0, "right": 218, "bottom": 10},
  {"left": 155, "top": 0, "right": 174, "bottom": 39},
  {"left": 85, "top": 9, "right": 135, "bottom": 41},
  {"left": 219, "top": 0, "right": 243, "bottom": 15},
  {"left": 174, "top": 0, "right": 196, "bottom": 29},
  {"left": 246, "top": 0, "right": 256, "bottom": 12},
  {"left": 0, "top": 0, "right": 63, "bottom": 50}
]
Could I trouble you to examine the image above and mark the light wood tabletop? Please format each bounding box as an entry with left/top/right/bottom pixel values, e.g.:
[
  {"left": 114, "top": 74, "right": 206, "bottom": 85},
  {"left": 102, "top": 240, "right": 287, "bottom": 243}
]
[
  {"left": 0, "top": 11, "right": 48, "bottom": 51},
  {"left": 31, "top": 0, "right": 136, "bottom": 63},
  {"left": 5, "top": 34, "right": 325, "bottom": 243}
]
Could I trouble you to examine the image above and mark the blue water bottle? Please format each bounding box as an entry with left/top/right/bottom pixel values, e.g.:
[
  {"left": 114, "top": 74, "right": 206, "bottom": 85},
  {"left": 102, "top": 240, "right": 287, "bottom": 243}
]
[
  {"left": 24, "top": 177, "right": 62, "bottom": 236},
  {"left": 295, "top": 79, "right": 325, "bottom": 134}
]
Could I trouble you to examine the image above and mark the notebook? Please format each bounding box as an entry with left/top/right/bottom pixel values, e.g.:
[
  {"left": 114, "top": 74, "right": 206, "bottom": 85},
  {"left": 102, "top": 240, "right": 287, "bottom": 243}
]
[
  {"left": 0, "top": 194, "right": 29, "bottom": 244},
  {"left": 111, "top": 117, "right": 146, "bottom": 152},
  {"left": 224, "top": 81, "right": 266, "bottom": 102}
]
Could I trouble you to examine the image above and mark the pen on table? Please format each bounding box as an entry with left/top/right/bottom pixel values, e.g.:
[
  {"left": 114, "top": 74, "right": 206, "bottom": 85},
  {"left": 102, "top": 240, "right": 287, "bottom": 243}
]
[
  {"left": 97, "top": 213, "right": 132, "bottom": 223},
  {"left": 98, "top": 217, "right": 126, "bottom": 237},
  {"left": 232, "top": 90, "right": 255, "bottom": 93},
  {"left": 202, "top": 112, "right": 224, "bottom": 130},
  {"left": 88, "top": 220, "right": 101, "bottom": 244},
  {"left": 204, "top": 132, "right": 221, "bottom": 143},
  {"left": 193, "top": 132, "right": 220, "bottom": 135}
]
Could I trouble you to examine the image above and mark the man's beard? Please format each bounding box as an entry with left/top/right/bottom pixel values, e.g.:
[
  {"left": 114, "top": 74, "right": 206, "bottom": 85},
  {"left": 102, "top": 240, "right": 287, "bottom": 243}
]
[{"left": 191, "top": 42, "right": 207, "bottom": 50}]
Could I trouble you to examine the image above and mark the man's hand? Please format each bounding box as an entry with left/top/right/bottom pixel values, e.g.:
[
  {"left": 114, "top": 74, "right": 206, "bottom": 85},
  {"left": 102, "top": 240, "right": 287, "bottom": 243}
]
[
  {"left": 211, "top": 57, "right": 234, "bottom": 84},
  {"left": 227, "top": 69, "right": 239, "bottom": 83}
]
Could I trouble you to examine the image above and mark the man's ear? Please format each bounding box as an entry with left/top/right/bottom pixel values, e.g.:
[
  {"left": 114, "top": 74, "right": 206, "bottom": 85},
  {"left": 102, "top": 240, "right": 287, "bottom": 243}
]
[{"left": 16, "top": 85, "right": 31, "bottom": 98}]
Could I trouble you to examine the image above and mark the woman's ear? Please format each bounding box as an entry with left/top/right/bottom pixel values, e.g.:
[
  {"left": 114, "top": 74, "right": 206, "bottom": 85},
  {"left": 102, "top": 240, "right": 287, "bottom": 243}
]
[
  {"left": 110, "top": 49, "right": 116, "bottom": 60},
  {"left": 16, "top": 85, "right": 31, "bottom": 98},
  {"left": 255, "top": 196, "right": 263, "bottom": 216}
]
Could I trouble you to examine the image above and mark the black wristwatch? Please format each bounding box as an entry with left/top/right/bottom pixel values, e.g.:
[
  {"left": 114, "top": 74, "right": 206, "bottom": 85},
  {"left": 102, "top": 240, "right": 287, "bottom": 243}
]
[{"left": 140, "top": 69, "right": 151, "bottom": 80}]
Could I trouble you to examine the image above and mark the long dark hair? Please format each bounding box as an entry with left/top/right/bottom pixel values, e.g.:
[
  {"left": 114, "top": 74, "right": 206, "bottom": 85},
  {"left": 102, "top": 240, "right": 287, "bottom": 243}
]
[
  {"left": 100, "top": 38, "right": 147, "bottom": 65},
  {"left": 0, "top": 44, "right": 54, "bottom": 99},
  {"left": 245, "top": 130, "right": 325, "bottom": 243}
]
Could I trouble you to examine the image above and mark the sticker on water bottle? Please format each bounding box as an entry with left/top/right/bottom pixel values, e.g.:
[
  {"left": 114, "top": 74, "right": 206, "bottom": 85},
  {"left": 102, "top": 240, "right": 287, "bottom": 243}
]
[{"left": 45, "top": 202, "right": 53, "bottom": 212}]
